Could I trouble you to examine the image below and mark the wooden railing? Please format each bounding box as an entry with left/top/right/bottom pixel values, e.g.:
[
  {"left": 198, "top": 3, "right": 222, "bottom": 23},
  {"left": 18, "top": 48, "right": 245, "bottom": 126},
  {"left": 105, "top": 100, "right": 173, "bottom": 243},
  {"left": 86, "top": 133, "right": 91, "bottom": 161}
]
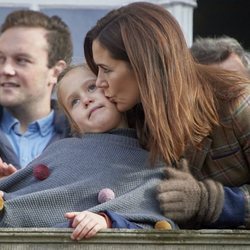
[{"left": 0, "top": 228, "right": 250, "bottom": 249}]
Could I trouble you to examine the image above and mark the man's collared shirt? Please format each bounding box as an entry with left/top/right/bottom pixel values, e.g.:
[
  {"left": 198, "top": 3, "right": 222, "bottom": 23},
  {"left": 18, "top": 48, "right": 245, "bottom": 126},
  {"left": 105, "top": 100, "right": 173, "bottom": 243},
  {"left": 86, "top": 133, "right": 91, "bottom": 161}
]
[{"left": 0, "top": 108, "right": 56, "bottom": 168}]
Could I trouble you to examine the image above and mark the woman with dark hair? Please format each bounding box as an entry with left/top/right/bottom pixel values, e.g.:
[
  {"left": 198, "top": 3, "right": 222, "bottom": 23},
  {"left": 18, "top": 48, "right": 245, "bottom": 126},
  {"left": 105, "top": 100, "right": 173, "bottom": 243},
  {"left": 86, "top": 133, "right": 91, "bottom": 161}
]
[{"left": 84, "top": 2, "right": 250, "bottom": 229}]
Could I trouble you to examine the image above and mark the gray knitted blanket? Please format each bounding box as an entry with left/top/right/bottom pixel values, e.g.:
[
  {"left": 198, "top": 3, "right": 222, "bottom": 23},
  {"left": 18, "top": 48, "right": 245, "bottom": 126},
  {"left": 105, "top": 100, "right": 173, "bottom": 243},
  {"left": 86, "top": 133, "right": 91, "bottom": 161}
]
[{"left": 0, "top": 129, "right": 176, "bottom": 228}]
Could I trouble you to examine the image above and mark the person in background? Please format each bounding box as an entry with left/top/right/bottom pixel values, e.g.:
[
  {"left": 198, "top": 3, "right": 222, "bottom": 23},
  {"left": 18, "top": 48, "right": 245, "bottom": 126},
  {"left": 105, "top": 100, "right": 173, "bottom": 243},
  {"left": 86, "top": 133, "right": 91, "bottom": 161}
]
[
  {"left": 190, "top": 36, "right": 250, "bottom": 77},
  {"left": 84, "top": 2, "right": 250, "bottom": 229},
  {"left": 0, "top": 64, "right": 176, "bottom": 239},
  {"left": 0, "top": 9, "right": 73, "bottom": 176}
]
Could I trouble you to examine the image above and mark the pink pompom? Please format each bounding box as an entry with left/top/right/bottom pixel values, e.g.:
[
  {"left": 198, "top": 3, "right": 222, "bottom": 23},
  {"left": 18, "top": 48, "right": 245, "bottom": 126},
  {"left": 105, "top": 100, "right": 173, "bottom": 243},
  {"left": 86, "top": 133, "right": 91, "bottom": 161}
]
[
  {"left": 33, "top": 164, "right": 50, "bottom": 180},
  {"left": 98, "top": 188, "right": 115, "bottom": 203}
]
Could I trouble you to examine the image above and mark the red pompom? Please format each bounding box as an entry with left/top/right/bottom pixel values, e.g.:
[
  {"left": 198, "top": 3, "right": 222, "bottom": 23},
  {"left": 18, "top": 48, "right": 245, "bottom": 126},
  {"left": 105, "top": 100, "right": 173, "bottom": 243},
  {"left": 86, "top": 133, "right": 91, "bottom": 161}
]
[{"left": 33, "top": 164, "right": 50, "bottom": 180}]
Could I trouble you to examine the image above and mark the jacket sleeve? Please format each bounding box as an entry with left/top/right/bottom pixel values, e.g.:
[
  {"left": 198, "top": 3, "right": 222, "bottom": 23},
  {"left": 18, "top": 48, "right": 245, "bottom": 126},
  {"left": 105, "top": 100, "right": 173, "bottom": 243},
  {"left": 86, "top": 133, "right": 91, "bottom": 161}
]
[
  {"left": 205, "top": 92, "right": 250, "bottom": 228},
  {"left": 231, "top": 92, "right": 250, "bottom": 227},
  {"left": 103, "top": 210, "right": 143, "bottom": 229},
  {"left": 207, "top": 187, "right": 245, "bottom": 228},
  {"left": 233, "top": 94, "right": 250, "bottom": 168}
]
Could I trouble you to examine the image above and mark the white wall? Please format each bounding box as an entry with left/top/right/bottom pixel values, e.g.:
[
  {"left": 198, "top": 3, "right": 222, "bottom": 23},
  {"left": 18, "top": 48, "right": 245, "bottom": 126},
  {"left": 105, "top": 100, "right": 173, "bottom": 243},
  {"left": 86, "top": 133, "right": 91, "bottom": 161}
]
[
  {"left": 160, "top": 0, "right": 197, "bottom": 46},
  {"left": 0, "top": 0, "right": 197, "bottom": 62}
]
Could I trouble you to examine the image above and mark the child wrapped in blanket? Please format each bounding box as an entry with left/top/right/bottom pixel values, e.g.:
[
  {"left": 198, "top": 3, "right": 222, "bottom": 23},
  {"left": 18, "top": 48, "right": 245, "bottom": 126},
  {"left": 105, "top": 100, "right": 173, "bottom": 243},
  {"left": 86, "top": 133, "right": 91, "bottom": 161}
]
[{"left": 0, "top": 64, "right": 176, "bottom": 240}]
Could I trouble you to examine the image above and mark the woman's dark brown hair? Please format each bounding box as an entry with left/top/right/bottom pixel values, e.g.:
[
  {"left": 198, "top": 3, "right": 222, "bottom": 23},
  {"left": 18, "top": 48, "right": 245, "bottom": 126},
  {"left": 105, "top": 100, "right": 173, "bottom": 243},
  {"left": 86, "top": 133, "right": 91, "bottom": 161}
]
[{"left": 84, "top": 2, "right": 247, "bottom": 164}]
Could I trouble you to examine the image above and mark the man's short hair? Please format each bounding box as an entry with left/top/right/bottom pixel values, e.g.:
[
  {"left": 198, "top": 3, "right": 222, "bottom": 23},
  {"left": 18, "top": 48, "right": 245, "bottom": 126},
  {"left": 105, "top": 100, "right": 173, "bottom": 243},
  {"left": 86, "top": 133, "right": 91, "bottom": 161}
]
[
  {"left": 191, "top": 36, "right": 249, "bottom": 69},
  {"left": 1, "top": 9, "right": 73, "bottom": 67}
]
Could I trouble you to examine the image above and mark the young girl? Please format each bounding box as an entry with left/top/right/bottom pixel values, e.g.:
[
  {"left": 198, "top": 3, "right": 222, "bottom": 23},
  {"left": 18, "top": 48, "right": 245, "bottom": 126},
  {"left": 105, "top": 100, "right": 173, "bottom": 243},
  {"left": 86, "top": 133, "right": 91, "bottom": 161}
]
[
  {"left": 0, "top": 64, "right": 176, "bottom": 240},
  {"left": 57, "top": 64, "right": 128, "bottom": 240}
]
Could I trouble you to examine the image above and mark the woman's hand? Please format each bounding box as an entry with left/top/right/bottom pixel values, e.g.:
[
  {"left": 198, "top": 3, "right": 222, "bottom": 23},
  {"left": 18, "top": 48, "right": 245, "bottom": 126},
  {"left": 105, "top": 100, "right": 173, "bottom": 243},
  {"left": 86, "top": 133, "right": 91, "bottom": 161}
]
[
  {"left": 65, "top": 211, "right": 108, "bottom": 240},
  {"left": 157, "top": 158, "right": 224, "bottom": 225}
]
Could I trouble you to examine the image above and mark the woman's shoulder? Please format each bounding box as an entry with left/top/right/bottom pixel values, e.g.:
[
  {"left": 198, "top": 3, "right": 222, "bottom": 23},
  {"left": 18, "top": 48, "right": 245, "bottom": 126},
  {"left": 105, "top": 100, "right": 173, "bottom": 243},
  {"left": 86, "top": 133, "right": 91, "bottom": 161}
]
[
  {"left": 230, "top": 84, "right": 250, "bottom": 119},
  {"left": 218, "top": 84, "right": 250, "bottom": 123}
]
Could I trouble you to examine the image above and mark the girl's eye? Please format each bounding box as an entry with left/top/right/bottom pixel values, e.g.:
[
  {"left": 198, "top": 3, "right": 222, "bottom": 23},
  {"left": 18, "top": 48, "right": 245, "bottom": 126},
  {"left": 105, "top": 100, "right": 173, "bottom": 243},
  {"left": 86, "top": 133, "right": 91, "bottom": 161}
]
[
  {"left": 88, "top": 83, "right": 97, "bottom": 93},
  {"left": 71, "top": 98, "right": 80, "bottom": 107}
]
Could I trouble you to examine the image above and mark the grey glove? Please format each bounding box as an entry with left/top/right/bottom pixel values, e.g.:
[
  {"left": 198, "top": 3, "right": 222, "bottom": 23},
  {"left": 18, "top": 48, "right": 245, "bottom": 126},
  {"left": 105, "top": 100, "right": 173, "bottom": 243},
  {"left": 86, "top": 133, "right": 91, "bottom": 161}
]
[{"left": 157, "top": 159, "right": 224, "bottom": 226}]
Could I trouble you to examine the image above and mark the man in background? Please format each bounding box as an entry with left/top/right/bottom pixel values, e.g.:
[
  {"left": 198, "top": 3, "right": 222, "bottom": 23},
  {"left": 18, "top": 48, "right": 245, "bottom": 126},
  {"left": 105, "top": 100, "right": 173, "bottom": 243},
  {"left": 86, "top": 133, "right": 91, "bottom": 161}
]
[
  {"left": 0, "top": 10, "right": 73, "bottom": 176},
  {"left": 191, "top": 36, "right": 250, "bottom": 77}
]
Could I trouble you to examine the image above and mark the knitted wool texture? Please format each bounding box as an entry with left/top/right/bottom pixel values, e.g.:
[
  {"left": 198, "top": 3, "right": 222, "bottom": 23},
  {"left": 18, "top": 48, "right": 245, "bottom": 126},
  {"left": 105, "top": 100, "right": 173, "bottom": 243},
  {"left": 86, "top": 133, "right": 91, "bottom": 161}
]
[
  {"left": 0, "top": 129, "right": 176, "bottom": 228},
  {"left": 158, "top": 160, "right": 224, "bottom": 226}
]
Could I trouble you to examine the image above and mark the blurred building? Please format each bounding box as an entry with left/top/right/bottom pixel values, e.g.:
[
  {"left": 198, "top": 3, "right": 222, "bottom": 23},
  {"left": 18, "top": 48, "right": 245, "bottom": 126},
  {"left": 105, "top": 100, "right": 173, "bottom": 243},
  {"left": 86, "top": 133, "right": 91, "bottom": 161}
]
[{"left": 0, "top": 0, "right": 197, "bottom": 63}]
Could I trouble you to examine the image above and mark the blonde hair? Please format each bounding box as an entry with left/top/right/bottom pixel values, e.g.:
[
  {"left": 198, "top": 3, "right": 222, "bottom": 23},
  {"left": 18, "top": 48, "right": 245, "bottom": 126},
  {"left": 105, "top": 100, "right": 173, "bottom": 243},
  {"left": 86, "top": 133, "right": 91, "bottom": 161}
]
[
  {"left": 84, "top": 2, "right": 248, "bottom": 164},
  {"left": 56, "top": 64, "right": 89, "bottom": 135}
]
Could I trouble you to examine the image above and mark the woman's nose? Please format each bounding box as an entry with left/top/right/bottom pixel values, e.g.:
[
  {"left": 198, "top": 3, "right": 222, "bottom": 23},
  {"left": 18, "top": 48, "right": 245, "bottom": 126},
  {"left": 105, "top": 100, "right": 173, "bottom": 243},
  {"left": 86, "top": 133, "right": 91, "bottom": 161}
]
[{"left": 96, "top": 71, "right": 109, "bottom": 88}]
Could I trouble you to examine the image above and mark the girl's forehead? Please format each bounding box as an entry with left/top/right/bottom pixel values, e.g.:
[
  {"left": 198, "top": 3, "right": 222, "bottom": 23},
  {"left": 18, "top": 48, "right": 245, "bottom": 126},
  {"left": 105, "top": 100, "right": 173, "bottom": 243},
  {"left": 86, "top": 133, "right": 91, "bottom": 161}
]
[
  {"left": 60, "top": 69, "right": 96, "bottom": 91},
  {"left": 61, "top": 67, "right": 94, "bottom": 83},
  {"left": 68, "top": 67, "right": 96, "bottom": 78}
]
